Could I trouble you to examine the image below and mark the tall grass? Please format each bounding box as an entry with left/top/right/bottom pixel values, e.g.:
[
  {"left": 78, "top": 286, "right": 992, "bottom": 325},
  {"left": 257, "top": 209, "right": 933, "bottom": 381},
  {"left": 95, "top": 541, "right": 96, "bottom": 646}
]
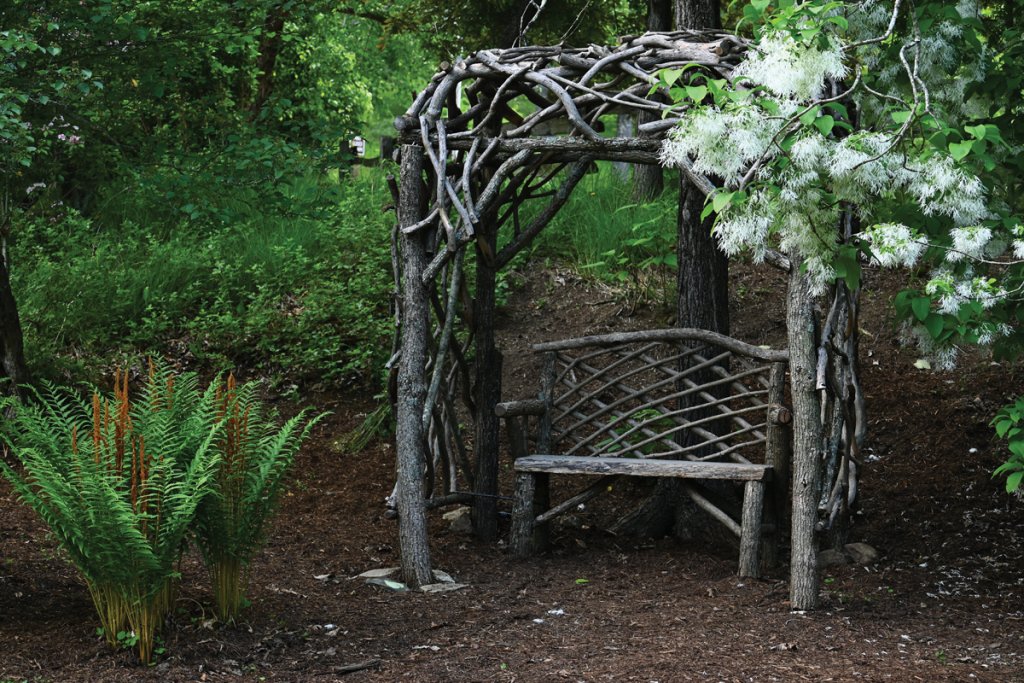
[{"left": 530, "top": 164, "right": 681, "bottom": 304}]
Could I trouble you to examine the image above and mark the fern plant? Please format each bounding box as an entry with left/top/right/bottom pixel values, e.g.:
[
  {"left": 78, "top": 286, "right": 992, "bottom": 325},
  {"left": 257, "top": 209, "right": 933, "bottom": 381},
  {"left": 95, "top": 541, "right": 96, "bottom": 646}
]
[
  {"left": 192, "top": 374, "right": 323, "bottom": 621},
  {"left": 0, "top": 367, "right": 221, "bottom": 664}
]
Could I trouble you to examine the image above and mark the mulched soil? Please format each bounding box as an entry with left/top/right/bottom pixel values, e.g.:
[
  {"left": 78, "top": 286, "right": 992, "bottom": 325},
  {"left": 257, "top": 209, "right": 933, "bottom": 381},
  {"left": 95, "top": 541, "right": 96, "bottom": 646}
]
[{"left": 2, "top": 261, "right": 1023, "bottom": 682}]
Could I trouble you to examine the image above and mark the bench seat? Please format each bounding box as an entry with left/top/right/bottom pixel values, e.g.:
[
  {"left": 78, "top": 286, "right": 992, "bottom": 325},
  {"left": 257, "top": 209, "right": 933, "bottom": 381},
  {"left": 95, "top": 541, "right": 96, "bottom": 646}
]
[
  {"left": 515, "top": 455, "right": 772, "bottom": 481},
  {"left": 511, "top": 456, "right": 773, "bottom": 578}
]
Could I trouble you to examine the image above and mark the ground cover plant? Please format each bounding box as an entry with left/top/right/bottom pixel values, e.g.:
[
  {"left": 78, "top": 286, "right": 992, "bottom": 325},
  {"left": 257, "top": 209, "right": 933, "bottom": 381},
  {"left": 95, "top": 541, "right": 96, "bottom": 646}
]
[
  {"left": 0, "top": 363, "right": 321, "bottom": 661},
  {"left": 193, "top": 373, "right": 324, "bottom": 621},
  {"left": 0, "top": 368, "right": 221, "bottom": 663}
]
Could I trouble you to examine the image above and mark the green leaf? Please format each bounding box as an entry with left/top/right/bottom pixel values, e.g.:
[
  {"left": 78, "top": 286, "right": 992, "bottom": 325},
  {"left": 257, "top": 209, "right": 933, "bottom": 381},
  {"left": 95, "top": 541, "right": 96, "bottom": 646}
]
[
  {"left": 1007, "top": 470, "right": 1023, "bottom": 492},
  {"left": 813, "top": 115, "right": 835, "bottom": 135},
  {"left": 685, "top": 85, "right": 708, "bottom": 102},
  {"left": 826, "top": 15, "right": 849, "bottom": 30},
  {"left": 923, "top": 314, "right": 944, "bottom": 339},
  {"left": 799, "top": 106, "right": 820, "bottom": 126},
  {"left": 948, "top": 140, "right": 973, "bottom": 161},
  {"left": 712, "top": 191, "right": 734, "bottom": 213},
  {"left": 700, "top": 201, "right": 716, "bottom": 221},
  {"left": 964, "top": 124, "right": 986, "bottom": 140},
  {"left": 660, "top": 68, "right": 684, "bottom": 87},
  {"left": 911, "top": 297, "right": 931, "bottom": 321},
  {"left": 890, "top": 110, "right": 912, "bottom": 124}
]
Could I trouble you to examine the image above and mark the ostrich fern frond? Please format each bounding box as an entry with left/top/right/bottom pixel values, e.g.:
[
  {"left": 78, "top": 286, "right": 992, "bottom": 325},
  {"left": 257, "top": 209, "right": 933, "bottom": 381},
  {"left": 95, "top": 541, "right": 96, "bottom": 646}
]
[
  {"left": 0, "top": 367, "right": 221, "bottom": 664},
  {"left": 192, "top": 374, "right": 324, "bottom": 621}
]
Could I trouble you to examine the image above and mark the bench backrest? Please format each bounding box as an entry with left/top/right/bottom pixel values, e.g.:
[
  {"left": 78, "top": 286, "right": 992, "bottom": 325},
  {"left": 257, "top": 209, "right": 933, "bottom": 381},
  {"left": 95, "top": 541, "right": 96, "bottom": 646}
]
[{"left": 531, "top": 329, "right": 788, "bottom": 466}]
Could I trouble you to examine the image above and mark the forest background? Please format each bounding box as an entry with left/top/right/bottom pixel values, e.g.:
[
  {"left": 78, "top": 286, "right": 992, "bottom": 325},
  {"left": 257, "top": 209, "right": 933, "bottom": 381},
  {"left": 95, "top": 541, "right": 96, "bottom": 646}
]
[{"left": 2, "top": 0, "right": 1024, "bottom": 490}]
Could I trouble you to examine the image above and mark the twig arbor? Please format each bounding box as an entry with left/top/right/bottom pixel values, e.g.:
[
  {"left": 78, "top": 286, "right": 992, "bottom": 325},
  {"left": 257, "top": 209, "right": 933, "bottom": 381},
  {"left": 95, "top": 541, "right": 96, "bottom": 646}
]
[{"left": 390, "top": 30, "right": 864, "bottom": 609}]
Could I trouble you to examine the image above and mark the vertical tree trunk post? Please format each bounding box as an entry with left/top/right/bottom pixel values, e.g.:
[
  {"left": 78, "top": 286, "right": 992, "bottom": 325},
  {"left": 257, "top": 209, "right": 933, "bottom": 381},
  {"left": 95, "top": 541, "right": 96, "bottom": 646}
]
[
  {"left": 612, "top": 114, "right": 635, "bottom": 182},
  {"left": 0, "top": 233, "right": 29, "bottom": 394},
  {"left": 738, "top": 479, "right": 765, "bottom": 578},
  {"left": 762, "top": 361, "right": 791, "bottom": 569},
  {"left": 472, "top": 227, "right": 502, "bottom": 541},
  {"left": 631, "top": 0, "right": 673, "bottom": 201},
  {"left": 395, "top": 144, "right": 434, "bottom": 587},
  {"left": 786, "top": 263, "right": 824, "bottom": 610}
]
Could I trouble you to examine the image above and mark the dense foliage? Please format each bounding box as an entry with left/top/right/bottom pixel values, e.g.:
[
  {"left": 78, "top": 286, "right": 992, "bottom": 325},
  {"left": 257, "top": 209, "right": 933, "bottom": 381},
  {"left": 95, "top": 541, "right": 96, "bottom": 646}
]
[
  {"left": 2, "top": 0, "right": 433, "bottom": 387},
  {"left": 657, "top": 0, "right": 1024, "bottom": 491}
]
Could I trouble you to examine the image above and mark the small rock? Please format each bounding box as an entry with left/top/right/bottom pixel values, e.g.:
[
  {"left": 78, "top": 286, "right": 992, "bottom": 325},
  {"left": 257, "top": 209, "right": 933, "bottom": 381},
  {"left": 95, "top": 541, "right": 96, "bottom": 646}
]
[
  {"left": 844, "top": 542, "right": 879, "bottom": 565},
  {"left": 817, "top": 548, "right": 850, "bottom": 568},
  {"left": 442, "top": 506, "right": 473, "bottom": 534},
  {"left": 356, "top": 567, "right": 400, "bottom": 579},
  {"left": 420, "top": 582, "right": 468, "bottom": 593},
  {"left": 432, "top": 569, "right": 455, "bottom": 583},
  {"left": 365, "top": 577, "right": 408, "bottom": 591}
]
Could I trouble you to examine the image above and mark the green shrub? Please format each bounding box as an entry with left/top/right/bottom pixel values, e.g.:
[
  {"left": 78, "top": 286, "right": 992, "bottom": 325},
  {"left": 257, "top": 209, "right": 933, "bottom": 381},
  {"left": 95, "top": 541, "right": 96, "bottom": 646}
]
[{"left": 12, "top": 169, "right": 394, "bottom": 388}]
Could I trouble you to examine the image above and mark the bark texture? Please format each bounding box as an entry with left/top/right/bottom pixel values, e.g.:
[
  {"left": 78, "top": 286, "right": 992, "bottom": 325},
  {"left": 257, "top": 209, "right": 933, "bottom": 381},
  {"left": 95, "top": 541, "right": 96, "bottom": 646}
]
[
  {"left": 786, "top": 264, "right": 823, "bottom": 610},
  {"left": 631, "top": 0, "right": 673, "bottom": 201},
  {"left": 472, "top": 228, "right": 502, "bottom": 541},
  {"left": 674, "top": 0, "right": 721, "bottom": 28},
  {"left": 394, "top": 145, "right": 434, "bottom": 587},
  {"left": 0, "top": 244, "right": 28, "bottom": 393}
]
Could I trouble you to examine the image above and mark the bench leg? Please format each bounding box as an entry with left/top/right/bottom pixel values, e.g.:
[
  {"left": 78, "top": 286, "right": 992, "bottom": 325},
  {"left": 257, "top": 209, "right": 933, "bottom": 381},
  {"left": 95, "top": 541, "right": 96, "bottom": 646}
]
[
  {"left": 511, "top": 471, "right": 550, "bottom": 557},
  {"left": 511, "top": 473, "right": 536, "bottom": 557},
  {"left": 738, "top": 480, "right": 765, "bottom": 578}
]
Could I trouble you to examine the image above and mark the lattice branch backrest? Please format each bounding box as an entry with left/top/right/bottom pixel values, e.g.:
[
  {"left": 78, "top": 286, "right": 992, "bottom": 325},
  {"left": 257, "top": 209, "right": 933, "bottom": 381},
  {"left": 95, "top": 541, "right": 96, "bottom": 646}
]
[{"left": 547, "top": 340, "right": 773, "bottom": 464}]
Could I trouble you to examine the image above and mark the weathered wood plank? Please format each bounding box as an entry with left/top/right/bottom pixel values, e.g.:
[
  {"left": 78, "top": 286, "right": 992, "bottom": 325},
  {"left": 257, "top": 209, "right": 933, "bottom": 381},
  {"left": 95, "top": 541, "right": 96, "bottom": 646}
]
[
  {"left": 532, "top": 328, "right": 788, "bottom": 363},
  {"left": 495, "top": 398, "right": 546, "bottom": 417},
  {"left": 514, "top": 455, "right": 772, "bottom": 481}
]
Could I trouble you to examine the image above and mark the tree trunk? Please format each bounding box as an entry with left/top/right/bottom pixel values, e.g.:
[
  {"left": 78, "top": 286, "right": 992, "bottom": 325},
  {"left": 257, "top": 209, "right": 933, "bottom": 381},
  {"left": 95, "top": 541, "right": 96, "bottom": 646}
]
[
  {"left": 786, "top": 263, "right": 823, "bottom": 610},
  {"left": 612, "top": 114, "right": 635, "bottom": 182},
  {"left": 472, "top": 229, "right": 502, "bottom": 541},
  {"left": 394, "top": 145, "right": 434, "bottom": 588},
  {"left": 613, "top": 0, "right": 728, "bottom": 541},
  {"left": 249, "top": 4, "right": 288, "bottom": 117},
  {"left": 676, "top": 179, "right": 729, "bottom": 336},
  {"left": 0, "top": 196, "right": 29, "bottom": 396},
  {"left": 631, "top": 0, "right": 672, "bottom": 201},
  {"left": 674, "top": 0, "right": 720, "bottom": 28}
]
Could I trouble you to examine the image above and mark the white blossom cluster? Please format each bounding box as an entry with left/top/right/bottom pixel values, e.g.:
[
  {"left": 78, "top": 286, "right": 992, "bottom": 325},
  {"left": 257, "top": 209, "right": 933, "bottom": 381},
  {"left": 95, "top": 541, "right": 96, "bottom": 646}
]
[
  {"left": 659, "top": 12, "right": 992, "bottom": 297},
  {"left": 925, "top": 268, "right": 1007, "bottom": 315},
  {"left": 901, "top": 322, "right": 961, "bottom": 370},
  {"left": 660, "top": 104, "right": 783, "bottom": 185},
  {"left": 861, "top": 223, "right": 927, "bottom": 267},
  {"left": 850, "top": 0, "right": 987, "bottom": 123},
  {"left": 734, "top": 31, "right": 848, "bottom": 101}
]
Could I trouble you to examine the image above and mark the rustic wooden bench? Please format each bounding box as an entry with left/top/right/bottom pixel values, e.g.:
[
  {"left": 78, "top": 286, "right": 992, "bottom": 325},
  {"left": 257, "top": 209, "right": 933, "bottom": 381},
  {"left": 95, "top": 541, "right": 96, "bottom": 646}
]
[{"left": 496, "top": 328, "right": 791, "bottom": 578}]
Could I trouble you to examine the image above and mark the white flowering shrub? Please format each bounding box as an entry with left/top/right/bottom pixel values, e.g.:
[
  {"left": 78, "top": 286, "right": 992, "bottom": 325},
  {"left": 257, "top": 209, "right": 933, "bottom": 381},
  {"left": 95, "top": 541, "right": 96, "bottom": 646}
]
[{"left": 659, "top": 0, "right": 1024, "bottom": 490}]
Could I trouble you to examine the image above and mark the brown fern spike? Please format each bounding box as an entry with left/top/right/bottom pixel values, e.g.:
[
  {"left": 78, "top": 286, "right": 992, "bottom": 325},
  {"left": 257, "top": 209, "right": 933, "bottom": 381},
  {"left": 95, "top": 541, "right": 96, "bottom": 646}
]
[
  {"left": 114, "top": 370, "right": 132, "bottom": 475},
  {"left": 92, "top": 392, "right": 101, "bottom": 463},
  {"left": 166, "top": 375, "right": 175, "bottom": 411},
  {"left": 130, "top": 433, "right": 138, "bottom": 511}
]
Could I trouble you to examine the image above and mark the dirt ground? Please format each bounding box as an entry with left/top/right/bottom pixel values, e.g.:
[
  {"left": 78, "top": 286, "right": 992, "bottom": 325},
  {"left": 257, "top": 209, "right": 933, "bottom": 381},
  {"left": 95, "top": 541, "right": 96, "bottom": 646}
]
[{"left": 1, "top": 261, "right": 1023, "bottom": 682}]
